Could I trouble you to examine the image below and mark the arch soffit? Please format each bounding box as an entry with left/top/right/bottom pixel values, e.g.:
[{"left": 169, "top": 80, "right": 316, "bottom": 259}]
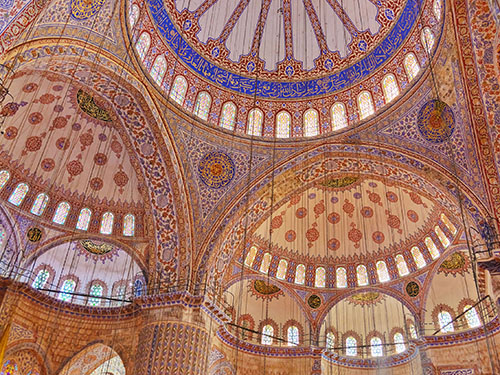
[
  {"left": 57, "top": 342, "right": 125, "bottom": 375},
  {"left": 4, "top": 341, "right": 50, "bottom": 375},
  {"left": 0, "top": 203, "right": 22, "bottom": 255}
]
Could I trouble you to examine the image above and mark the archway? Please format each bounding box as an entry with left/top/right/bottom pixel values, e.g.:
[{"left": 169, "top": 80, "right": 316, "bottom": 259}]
[{"left": 58, "top": 343, "right": 125, "bottom": 375}]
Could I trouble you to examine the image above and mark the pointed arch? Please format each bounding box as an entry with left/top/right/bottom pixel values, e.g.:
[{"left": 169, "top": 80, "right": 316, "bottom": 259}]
[
  {"left": 170, "top": 75, "right": 188, "bottom": 105},
  {"left": 150, "top": 55, "right": 167, "bottom": 85},
  {"left": 421, "top": 27, "right": 435, "bottom": 53},
  {"left": 130, "top": 4, "right": 140, "bottom": 29},
  {"left": 100, "top": 212, "right": 114, "bottom": 235},
  {"left": 411, "top": 246, "right": 426, "bottom": 268},
  {"left": 425, "top": 236, "right": 440, "bottom": 259},
  {"left": 219, "top": 102, "right": 237, "bottom": 130},
  {"left": 194, "top": 91, "right": 211, "bottom": 120},
  {"left": 276, "top": 259, "right": 288, "bottom": 280},
  {"left": 135, "top": 32, "right": 151, "bottom": 61},
  {"left": 376, "top": 260, "right": 390, "bottom": 282},
  {"left": 295, "top": 264, "right": 306, "bottom": 285},
  {"left": 315, "top": 266, "right": 326, "bottom": 288},
  {"left": 244, "top": 246, "right": 257, "bottom": 267},
  {"left": 8, "top": 183, "right": 28, "bottom": 206},
  {"left": 356, "top": 264, "right": 369, "bottom": 286},
  {"left": 336, "top": 267, "right": 347, "bottom": 288},
  {"left": 331, "top": 102, "right": 348, "bottom": 130},
  {"left": 404, "top": 53, "right": 420, "bottom": 81},
  {"left": 382, "top": 74, "right": 400, "bottom": 103},
  {"left": 53, "top": 202, "right": 70, "bottom": 225},
  {"left": 303, "top": 109, "right": 319, "bottom": 137},
  {"left": 57, "top": 343, "right": 125, "bottom": 375},
  {"left": 395, "top": 254, "right": 409, "bottom": 276},
  {"left": 259, "top": 253, "right": 272, "bottom": 274},
  {"left": 30, "top": 193, "right": 49, "bottom": 216},
  {"left": 123, "top": 214, "right": 135, "bottom": 236},
  {"left": 276, "top": 111, "right": 291, "bottom": 138},
  {"left": 0, "top": 170, "right": 9, "bottom": 190},
  {"left": 76, "top": 208, "right": 92, "bottom": 231},
  {"left": 358, "top": 91, "right": 374, "bottom": 120},
  {"left": 247, "top": 108, "right": 263, "bottom": 136}
]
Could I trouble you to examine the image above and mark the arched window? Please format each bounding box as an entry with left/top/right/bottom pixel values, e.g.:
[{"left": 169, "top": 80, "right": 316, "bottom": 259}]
[
  {"left": 331, "top": 102, "right": 348, "bottom": 130},
  {"left": 0, "top": 170, "right": 10, "bottom": 190},
  {"left": 303, "top": 109, "right": 319, "bottom": 137},
  {"left": 32, "top": 269, "right": 49, "bottom": 289},
  {"left": 435, "top": 226, "right": 450, "bottom": 248},
  {"left": 219, "top": 102, "right": 236, "bottom": 130},
  {"left": 276, "top": 259, "right": 288, "bottom": 280},
  {"left": 356, "top": 264, "right": 369, "bottom": 286},
  {"left": 464, "top": 305, "right": 481, "bottom": 328},
  {"left": 440, "top": 213, "right": 457, "bottom": 235},
  {"left": 326, "top": 332, "right": 335, "bottom": 350},
  {"left": 129, "top": 4, "right": 140, "bottom": 29},
  {"left": 150, "top": 55, "right": 167, "bottom": 86},
  {"left": 30, "top": 193, "right": 49, "bottom": 216},
  {"left": 8, "top": 183, "right": 28, "bottom": 206},
  {"left": 336, "top": 267, "right": 347, "bottom": 288},
  {"left": 244, "top": 246, "right": 258, "bottom": 267},
  {"left": 358, "top": 91, "right": 374, "bottom": 120},
  {"left": 170, "top": 76, "right": 188, "bottom": 105},
  {"left": 247, "top": 108, "right": 263, "bottom": 136},
  {"left": 394, "top": 332, "right": 405, "bottom": 353},
  {"left": 433, "top": 0, "right": 442, "bottom": 20},
  {"left": 370, "top": 337, "right": 383, "bottom": 357},
  {"left": 421, "top": 27, "right": 435, "bottom": 53},
  {"left": 1, "top": 361, "right": 18, "bottom": 375},
  {"left": 88, "top": 284, "right": 103, "bottom": 307},
  {"left": 346, "top": 336, "right": 357, "bottom": 356},
  {"left": 404, "top": 53, "right": 420, "bottom": 82},
  {"left": 276, "top": 111, "right": 291, "bottom": 138},
  {"left": 261, "top": 324, "right": 273, "bottom": 345},
  {"left": 100, "top": 212, "right": 114, "bottom": 235},
  {"left": 53, "top": 202, "right": 70, "bottom": 225},
  {"left": 438, "top": 311, "right": 454, "bottom": 333},
  {"left": 425, "top": 237, "right": 440, "bottom": 259},
  {"left": 194, "top": 91, "right": 211, "bottom": 121},
  {"left": 382, "top": 74, "right": 400, "bottom": 103},
  {"left": 376, "top": 261, "right": 390, "bottom": 282},
  {"left": 295, "top": 264, "right": 306, "bottom": 285},
  {"left": 259, "top": 253, "right": 272, "bottom": 274},
  {"left": 411, "top": 246, "right": 426, "bottom": 268},
  {"left": 58, "top": 279, "right": 76, "bottom": 302},
  {"left": 287, "top": 326, "right": 299, "bottom": 346},
  {"left": 76, "top": 208, "right": 92, "bottom": 231},
  {"left": 395, "top": 254, "right": 410, "bottom": 276},
  {"left": 123, "top": 214, "right": 135, "bottom": 236},
  {"left": 135, "top": 32, "right": 151, "bottom": 61},
  {"left": 134, "top": 279, "right": 144, "bottom": 297},
  {"left": 315, "top": 267, "right": 326, "bottom": 288},
  {"left": 409, "top": 324, "right": 418, "bottom": 339},
  {"left": 0, "top": 227, "right": 5, "bottom": 251}
]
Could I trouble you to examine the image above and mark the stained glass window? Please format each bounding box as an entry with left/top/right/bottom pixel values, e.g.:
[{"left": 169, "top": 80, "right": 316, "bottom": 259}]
[
  {"left": 409, "top": 324, "right": 418, "bottom": 339},
  {"left": 404, "top": 53, "right": 420, "bottom": 81},
  {"left": 53, "top": 202, "right": 70, "bottom": 225},
  {"left": 150, "top": 55, "right": 167, "bottom": 86},
  {"left": 394, "top": 332, "right": 405, "bottom": 353},
  {"left": 326, "top": 332, "right": 335, "bottom": 350},
  {"left": 1, "top": 361, "right": 18, "bottom": 375},
  {"left": 135, "top": 32, "right": 151, "bottom": 62},
  {"left": 315, "top": 267, "right": 326, "bottom": 288},
  {"left": 411, "top": 246, "right": 426, "bottom": 268},
  {"left": 440, "top": 213, "right": 457, "bottom": 235},
  {"left": 0, "top": 227, "right": 5, "bottom": 251},
  {"left": 170, "top": 76, "right": 188, "bottom": 106},
  {"left": 247, "top": 108, "right": 263, "bottom": 136},
  {"left": 8, "top": 183, "right": 28, "bottom": 206},
  {"left": 194, "top": 92, "right": 211, "bottom": 121},
  {"left": 244, "top": 246, "right": 258, "bottom": 267},
  {"left": 30, "top": 193, "right": 48, "bottom": 216},
  {"left": 346, "top": 336, "right": 357, "bottom": 356},
  {"left": 464, "top": 305, "right": 481, "bottom": 328},
  {"left": 276, "top": 111, "right": 291, "bottom": 138},
  {"left": 435, "top": 226, "right": 450, "bottom": 248},
  {"left": 0, "top": 170, "right": 9, "bottom": 190},
  {"left": 356, "top": 264, "right": 369, "bottom": 286},
  {"left": 295, "top": 264, "right": 306, "bottom": 285},
  {"left": 259, "top": 253, "right": 271, "bottom": 274},
  {"left": 123, "top": 214, "right": 135, "bottom": 236},
  {"left": 438, "top": 311, "right": 454, "bottom": 333},
  {"left": 382, "top": 74, "right": 400, "bottom": 103},
  {"left": 358, "top": 91, "right": 374, "bottom": 120},
  {"left": 425, "top": 236, "right": 440, "bottom": 259},
  {"left": 276, "top": 259, "right": 288, "bottom": 280},
  {"left": 58, "top": 279, "right": 76, "bottom": 302},
  {"left": 219, "top": 102, "right": 236, "bottom": 130},
  {"left": 433, "top": 0, "right": 442, "bottom": 20},
  {"left": 100, "top": 212, "right": 114, "bottom": 235},
  {"left": 134, "top": 279, "right": 144, "bottom": 297},
  {"left": 261, "top": 324, "right": 273, "bottom": 345},
  {"left": 336, "top": 267, "right": 347, "bottom": 288},
  {"left": 130, "top": 4, "right": 139, "bottom": 29},
  {"left": 376, "top": 260, "right": 390, "bottom": 282},
  {"left": 303, "top": 109, "right": 319, "bottom": 137},
  {"left": 32, "top": 269, "right": 49, "bottom": 289},
  {"left": 395, "top": 254, "right": 410, "bottom": 276},
  {"left": 370, "top": 337, "right": 383, "bottom": 357},
  {"left": 76, "top": 208, "right": 92, "bottom": 231},
  {"left": 88, "top": 284, "right": 103, "bottom": 307},
  {"left": 331, "top": 102, "right": 348, "bottom": 130},
  {"left": 287, "top": 326, "right": 299, "bottom": 346},
  {"left": 421, "top": 27, "right": 435, "bottom": 54}
]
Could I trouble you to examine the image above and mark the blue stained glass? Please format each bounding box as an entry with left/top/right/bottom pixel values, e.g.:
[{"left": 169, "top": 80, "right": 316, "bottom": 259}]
[
  {"left": 370, "top": 337, "right": 383, "bottom": 357},
  {"left": 88, "top": 284, "right": 103, "bottom": 306},
  {"left": 346, "top": 337, "right": 357, "bottom": 356},
  {"left": 32, "top": 269, "right": 49, "bottom": 289},
  {"left": 394, "top": 332, "right": 405, "bottom": 353},
  {"left": 261, "top": 325, "right": 273, "bottom": 345},
  {"left": 287, "top": 326, "right": 299, "bottom": 346},
  {"left": 58, "top": 279, "right": 76, "bottom": 302},
  {"left": 134, "top": 279, "right": 144, "bottom": 297}
]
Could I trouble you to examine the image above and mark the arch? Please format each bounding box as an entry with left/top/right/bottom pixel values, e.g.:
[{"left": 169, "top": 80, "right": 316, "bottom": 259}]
[
  {"left": 303, "top": 109, "right": 319, "bottom": 137},
  {"left": 30, "top": 193, "right": 49, "bottom": 216},
  {"left": 356, "top": 264, "right": 369, "bottom": 286},
  {"left": 194, "top": 91, "right": 211, "bottom": 121},
  {"left": 123, "top": 214, "right": 135, "bottom": 237},
  {"left": 435, "top": 225, "right": 450, "bottom": 248},
  {"left": 58, "top": 279, "right": 76, "bottom": 302},
  {"left": 440, "top": 213, "right": 457, "bottom": 235},
  {"left": 382, "top": 74, "right": 400, "bottom": 103},
  {"left": 370, "top": 336, "right": 383, "bottom": 357},
  {"left": 135, "top": 32, "right": 151, "bottom": 61},
  {"left": 57, "top": 343, "right": 126, "bottom": 375},
  {"left": 315, "top": 266, "right": 326, "bottom": 288},
  {"left": 425, "top": 236, "right": 440, "bottom": 259},
  {"left": 259, "top": 253, "right": 272, "bottom": 274},
  {"left": 358, "top": 91, "right": 374, "bottom": 120},
  {"left": 331, "top": 102, "right": 348, "bottom": 130},
  {"left": 326, "top": 331, "right": 335, "bottom": 350},
  {"left": 295, "top": 264, "right": 305, "bottom": 285},
  {"left": 336, "top": 267, "right": 347, "bottom": 288},
  {"left": 76, "top": 208, "right": 92, "bottom": 231},
  {"left": 463, "top": 304, "right": 481, "bottom": 328},
  {"left": 433, "top": 0, "right": 443, "bottom": 20},
  {"left": 129, "top": 3, "right": 140, "bottom": 29},
  {"left": 287, "top": 325, "right": 299, "bottom": 346},
  {"left": 437, "top": 310, "right": 454, "bottom": 333},
  {"left": 376, "top": 260, "right": 390, "bottom": 282},
  {"left": 395, "top": 254, "right": 409, "bottom": 276},
  {"left": 150, "top": 54, "right": 167, "bottom": 86},
  {"left": 261, "top": 324, "right": 274, "bottom": 345},
  {"left": 244, "top": 246, "right": 257, "bottom": 267},
  {"left": 404, "top": 53, "right": 420, "bottom": 81},
  {"left": 32, "top": 269, "right": 50, "bottom": 289},
  {"left": 345, "top": 336, "right": 357, "bottom": 356},
  {"left": 410, "top": 246, "right": 426, "bottom": 268},
  {"left": 421, "top": 27, "right": 435, "bottom": 53},
  {"left": 170, "top": 75, "right": 188, "bottom": 105},
  {"left": 8, "top": 183, "right": 28, "bottom": 206},
  {"left": 394, "top": 332, "right": 405, "bottom": 353},
  {"left": 276, "top": 111, "right": 291, "bottom": 138},
  {"left": 219, "top": 101, "right": 237, "bottom": 131},
  {"left": 53, "top": 202, "right": 70, "bottom": 225},
  {"left": 0, "top": 170, "right": 9, "bottom": 190},
  {"left": 88, "top": 283, "right": 104, "bottom": 307},
  {"left": 276, "top": 259, "right": 288, "bottom": 280},
  {"left": 247, "top": 108, "right": 263, "bottom": 136},
  {"left": 100, "top": 212, "right": 114, "bottom": 235}
]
